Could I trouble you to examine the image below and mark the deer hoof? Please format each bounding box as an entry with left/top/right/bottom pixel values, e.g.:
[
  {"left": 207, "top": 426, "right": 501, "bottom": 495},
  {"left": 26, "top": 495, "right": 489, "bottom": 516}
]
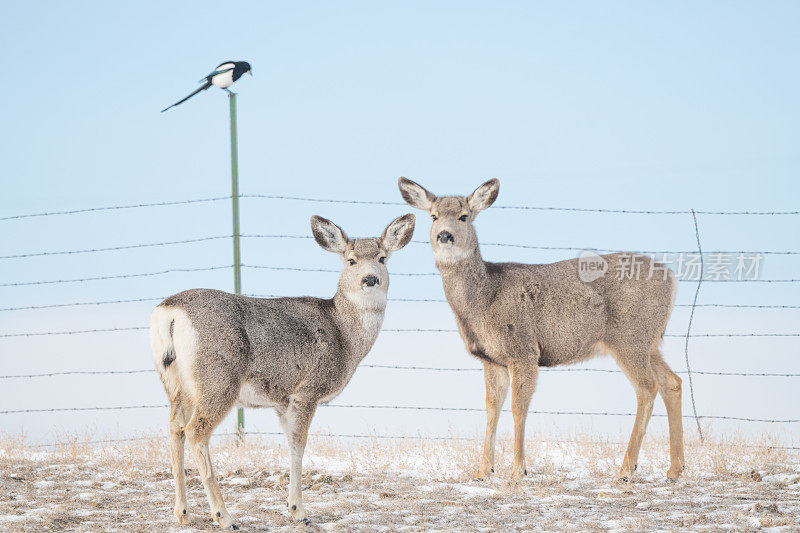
[
  {"left": 508, "top": 465, "right": 526, "bottom": 485},
  {"left": 289, "top": 502, "right": 307, "bottom": 521},
  {"left": 474, "top": 467, "right": 494, "bottom": 480},
  {"left": 666, "top": 465, "right": 684, "bottom": 482}
]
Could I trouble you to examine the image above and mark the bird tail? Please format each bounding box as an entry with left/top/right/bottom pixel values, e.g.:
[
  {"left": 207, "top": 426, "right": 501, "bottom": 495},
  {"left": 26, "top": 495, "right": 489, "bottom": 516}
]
[{"left": 161, "top": 81, "right": 212, "bottom": 112}]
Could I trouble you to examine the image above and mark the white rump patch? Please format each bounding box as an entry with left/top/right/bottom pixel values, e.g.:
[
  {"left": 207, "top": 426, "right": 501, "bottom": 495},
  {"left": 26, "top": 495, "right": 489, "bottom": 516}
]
[{"left": 150, "top": 306, "right": 199, "bottom": 403}]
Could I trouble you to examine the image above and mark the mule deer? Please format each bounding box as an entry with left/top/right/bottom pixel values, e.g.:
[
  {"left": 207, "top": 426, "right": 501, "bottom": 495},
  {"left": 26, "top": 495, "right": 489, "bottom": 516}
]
[
  {"left": 398, "top": 177, "right": 684, "bottom": 483},
  {"left": 151, "top": 213, "right": 415, "bottom": 529}
]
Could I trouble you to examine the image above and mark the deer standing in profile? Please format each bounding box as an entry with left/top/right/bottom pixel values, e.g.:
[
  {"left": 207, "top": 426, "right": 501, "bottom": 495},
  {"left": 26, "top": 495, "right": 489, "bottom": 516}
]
[
  {"left": 150, "top": 213, "right": 415, "bottom": 529},
  {"left": 398, "top": 177, "right": 684, "bottom": 483}
]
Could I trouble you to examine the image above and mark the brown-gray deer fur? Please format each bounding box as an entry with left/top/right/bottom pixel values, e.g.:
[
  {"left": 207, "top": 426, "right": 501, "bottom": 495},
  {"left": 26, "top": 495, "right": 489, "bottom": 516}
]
[
  {"left": 151, "top": 213, "right": 415, "bottom": 529},
  {"left": 398, "top": 177, "right": 684, "bottom": 483}
]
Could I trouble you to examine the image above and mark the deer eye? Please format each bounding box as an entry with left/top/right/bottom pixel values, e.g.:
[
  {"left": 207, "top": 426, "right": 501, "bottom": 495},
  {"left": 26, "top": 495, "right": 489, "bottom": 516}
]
[
  {"left": 379, "top": 256, "right": 387, "bottom": 264},
  {"left": 459, "top": 214, "right": 468, "bottom": 221},
  {"left": 431, "top": 214, "right": 438, "bottom": 221},
  {"left": 348, "top": 259, "right": 356, "bottom": 266}
]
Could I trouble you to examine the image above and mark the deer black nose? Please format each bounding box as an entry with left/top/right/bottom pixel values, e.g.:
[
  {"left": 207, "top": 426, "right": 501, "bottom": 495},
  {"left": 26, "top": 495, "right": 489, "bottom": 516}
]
[
  {"left": 362, "top": 275, "right": 379, "bottom": 287},
  {"left": 437, "top": 231, "right": 454, "bottom": 244}
]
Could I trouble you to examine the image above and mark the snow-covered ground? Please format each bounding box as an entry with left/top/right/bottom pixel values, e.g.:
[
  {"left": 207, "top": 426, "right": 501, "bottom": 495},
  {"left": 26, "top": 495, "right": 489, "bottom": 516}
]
[{"left": 1, "top": 431, "right": 799, "bottom": 531}]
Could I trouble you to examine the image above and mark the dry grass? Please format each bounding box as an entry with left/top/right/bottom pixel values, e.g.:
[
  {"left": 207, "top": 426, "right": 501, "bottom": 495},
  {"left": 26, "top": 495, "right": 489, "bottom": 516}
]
[{"left": 1, "top": 430, "right": 798, "bottom": 531}]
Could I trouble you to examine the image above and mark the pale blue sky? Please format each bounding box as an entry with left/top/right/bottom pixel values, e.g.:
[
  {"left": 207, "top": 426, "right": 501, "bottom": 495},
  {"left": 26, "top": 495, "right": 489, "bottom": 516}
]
[{"left": 0, "top": 2, "right": 797, "bottom": 444}]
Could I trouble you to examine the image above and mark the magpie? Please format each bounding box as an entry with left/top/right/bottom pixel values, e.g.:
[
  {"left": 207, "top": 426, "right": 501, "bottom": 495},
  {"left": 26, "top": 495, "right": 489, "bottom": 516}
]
[{"left": 161, "top": 61, "right": 252, "bottom": 112}]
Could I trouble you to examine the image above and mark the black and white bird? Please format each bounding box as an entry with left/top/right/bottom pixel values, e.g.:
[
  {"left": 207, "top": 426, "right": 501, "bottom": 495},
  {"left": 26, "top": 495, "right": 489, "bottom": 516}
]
[{"left": 161, "top": 61, "right": 252, "bottom": 112}]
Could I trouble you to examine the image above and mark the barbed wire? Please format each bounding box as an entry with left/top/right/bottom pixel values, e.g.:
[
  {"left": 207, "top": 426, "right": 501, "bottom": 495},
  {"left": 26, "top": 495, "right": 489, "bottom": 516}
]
[
  {"left": 241, "top": 264, "right": 438, "bottom": 276},
  {"left": 685, "top": 209, "right": 704, "bottom": 440},
  {"left": 0, "top": 326, "right": 148, "bottom": 338},
  {"left": 2, "top": 325, "right": 797, "bottom": 339},
  {"left": 3, "top": 231, "right": 798, "bottom": 260},
  {"left": 0, "top": 404, "right": 167, "bottom": 414},
  {"left": 0, "top": 297, "right": 165, "bottom": 312},
  {"left": 361, "top": 365, "right": 800, "bottom": 377},
  {"left": 0, "top": 236, "right": 231, "bottom": 260},
  {"left": 242, "top": 194, "right": 798, "bottom": 216},
  {"left": 0, "top": 196, "right": 230, "bottom": 222},
  {"left": 0, "top": 369, "right": 155, "bottom": 379},
  {"left": 24, "top": 431, "right": 800, "bottom": 451},
  {"left": 325, "top": 404, "right": 800, "bottom": 423},
  {"left": 0, "top": 265, "right": 232, "bottom": 287},
  {"left": 2, "top": 263, "right": 798, "bottom": 287},
  {"left": 381, "top": 328, "right": 800, "bottom": 337},
  {"left": 7, "top": 194, "right": 797, "bottom": 221},
  {"left": 2, "top": 295, "right": 798, "bottom": 313},
  {"left": 2, "top": 402, "right": 797, "bottom": 423},
  {"left": 2, "top": 365, "right": 799, "bottom": 380},
  {"left": 244, "top": 234, "right": 800, "bottom": 255},
  {"left": 474, "top": 242, "right": 800, "bottom": 256}
]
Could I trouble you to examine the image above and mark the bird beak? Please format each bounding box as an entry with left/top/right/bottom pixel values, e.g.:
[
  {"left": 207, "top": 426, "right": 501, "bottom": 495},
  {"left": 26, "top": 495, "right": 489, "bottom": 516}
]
[{"left": 248, "top": 70, "right": 253, "bottom": 76}]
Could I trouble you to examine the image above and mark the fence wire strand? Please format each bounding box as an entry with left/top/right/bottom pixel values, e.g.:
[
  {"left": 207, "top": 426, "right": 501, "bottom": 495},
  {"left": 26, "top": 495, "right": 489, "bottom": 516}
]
[
  {"left": 5, "top": 232, "right": 798, "bottom": 259},
  {"left": 2, "top": 326, "right": 797, "bottom": 339},
  {"left": 2, "top": 296, "right": 799, "bottom": 313},
  {"left": 2, "top": 403, "right": 797, "bottom": 423},
  {"left": 4, "top": 365, "right": 799, "bottom": 380},
  {"left": 0, "top": 196, "right": 230, "bottom": 222},
  {"left": 25, "top": 431, "right": 800, "bottom": 451},
  {"left": 3, "top": 194, "right": 799, "bottom": 222},
  {"left": 3, "top": 263, "right": 798, "bottom": 287},
  {"left": 0, "top": 265, "right": 232, "bottom": 287},
  {"left": 685, "top": 209, "right": 704, "bottom": 440},
  {"left": 0, "top": 235, "right": 231, "bottom": 260}
]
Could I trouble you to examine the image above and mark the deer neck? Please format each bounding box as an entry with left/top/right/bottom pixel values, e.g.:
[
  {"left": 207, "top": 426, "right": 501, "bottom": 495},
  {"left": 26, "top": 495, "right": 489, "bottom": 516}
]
[
  {"left": 331, "top": 286, "right": 386, "bottom": 362},
  {"left": 436, "top": 245, "right": 493, "bottom": 314}
]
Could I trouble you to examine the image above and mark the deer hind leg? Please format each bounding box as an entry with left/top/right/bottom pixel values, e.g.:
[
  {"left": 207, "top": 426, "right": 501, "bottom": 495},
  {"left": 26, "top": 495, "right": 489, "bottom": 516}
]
[
  {"left": 612, "top": 348, "right": 658, "bottom": 482},
  {"left": 185, "top": 409, "right": 238, "bottom": 530},
  {"left": 279, "top": 398, "right": 317, "bottom": 523},
  {"left": 508, "top": 361, "right": 538, "bottom": 483},
  {"left": 651, "top": 349, "right": 685, "bottom": 481},
  {"left": 169, "top": 396, "right": 192, "bottom": 524},
  {"left": 477, "top": 362, "right": 509, "bottom": 479}
]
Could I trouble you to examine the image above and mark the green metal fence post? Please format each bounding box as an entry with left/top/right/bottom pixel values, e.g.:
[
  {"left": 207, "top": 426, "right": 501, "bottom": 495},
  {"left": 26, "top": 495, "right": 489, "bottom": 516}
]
[{"left": 229, "top": 92, "right": 245, "bottom": 440}]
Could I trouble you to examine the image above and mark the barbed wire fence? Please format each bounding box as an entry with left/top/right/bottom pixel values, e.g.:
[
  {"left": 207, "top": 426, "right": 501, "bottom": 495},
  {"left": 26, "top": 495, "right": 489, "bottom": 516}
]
[{"left": 1, "top": 194, "right": 798, "bottom": 450}]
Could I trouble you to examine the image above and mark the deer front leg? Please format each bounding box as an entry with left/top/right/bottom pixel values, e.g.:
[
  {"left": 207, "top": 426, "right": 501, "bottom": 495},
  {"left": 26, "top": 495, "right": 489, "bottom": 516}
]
[
  {"left": 280, "top": 398, "right": 317, "bottom": 523},
  {"left": 615, "top": 354, "right": 658, "bottom": 483},
  {"left": 476, "top": 362, "right": 509, "bottom": 479},
  {"left": 508, "top": 361, "right": 538, "bottom": 483}
]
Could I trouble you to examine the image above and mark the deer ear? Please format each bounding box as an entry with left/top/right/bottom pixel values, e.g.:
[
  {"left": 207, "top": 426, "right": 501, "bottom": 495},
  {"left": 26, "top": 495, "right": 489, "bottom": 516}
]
[
  {"left": 398, "top": 177, "right": 436, "bottom": 211},
  {"left": 467, "top": 179, "right": 500, "bottom": 212},
  {"left": 381, "top": 213, "right": 415, "bottom": 252},
  {"left": 310, "top": 215, "right": 348, "bottom": 254}
]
